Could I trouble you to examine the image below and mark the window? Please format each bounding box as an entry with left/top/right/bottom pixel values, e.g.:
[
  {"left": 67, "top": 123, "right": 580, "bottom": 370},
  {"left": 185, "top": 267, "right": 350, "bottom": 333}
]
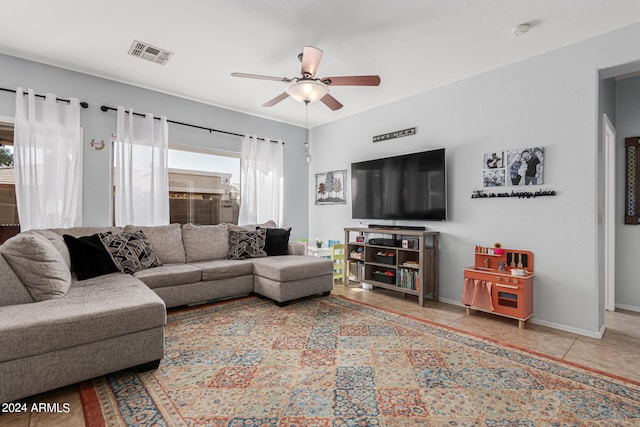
[
  {"left": 168, "top": 145, "right": 240, "bottom": 225},
  {"left": 0, "top": 119, "right": 19, "bottom": 243},
  {"left": 0, "top": 123, "right": 17, "bottom": 224}
]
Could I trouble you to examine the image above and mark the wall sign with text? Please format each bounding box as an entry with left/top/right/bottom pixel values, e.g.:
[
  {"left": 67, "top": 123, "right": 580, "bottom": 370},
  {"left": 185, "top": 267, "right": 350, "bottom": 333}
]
[{"left": 372, "top": 127, "right": 416, "bottom": 143}]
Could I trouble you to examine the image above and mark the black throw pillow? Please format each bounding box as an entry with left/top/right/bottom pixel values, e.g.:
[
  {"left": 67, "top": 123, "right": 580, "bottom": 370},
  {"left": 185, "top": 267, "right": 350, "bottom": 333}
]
[
  {"left": 63, "top": 233, "right": 119, "bottom": 280},
  {"left": 260, "top": 227, "right": 291, "bottom": 256}
]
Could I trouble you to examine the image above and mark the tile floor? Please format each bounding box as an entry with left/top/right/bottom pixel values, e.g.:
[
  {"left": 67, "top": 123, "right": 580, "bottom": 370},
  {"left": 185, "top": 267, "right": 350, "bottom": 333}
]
[{"left": 1, "top": 284, "right": 639, "bottom": 427}]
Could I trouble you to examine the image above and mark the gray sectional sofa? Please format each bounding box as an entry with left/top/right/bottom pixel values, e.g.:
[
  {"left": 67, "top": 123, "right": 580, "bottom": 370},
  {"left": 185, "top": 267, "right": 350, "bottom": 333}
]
[{"left": 0, "top": 222, "right": 333, "bottom": 404}]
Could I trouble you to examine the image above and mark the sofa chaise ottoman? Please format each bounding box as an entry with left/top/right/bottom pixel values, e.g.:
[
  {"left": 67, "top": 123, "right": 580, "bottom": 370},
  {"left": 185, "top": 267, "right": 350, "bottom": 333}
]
[
  {"left": 0, "top": 231, "right": 166, "bottom": 404},
  {"left": 0, "top": 221, "right": 333, "bottom": 403},
  {"left": 253, "top": 255, "right": 334, "bottom": 306}
]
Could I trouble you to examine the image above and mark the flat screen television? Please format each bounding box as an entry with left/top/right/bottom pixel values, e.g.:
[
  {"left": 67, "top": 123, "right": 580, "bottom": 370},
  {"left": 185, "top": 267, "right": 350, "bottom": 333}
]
[{"left": 351, "top": 148, "right": 447, "bottom": 221}]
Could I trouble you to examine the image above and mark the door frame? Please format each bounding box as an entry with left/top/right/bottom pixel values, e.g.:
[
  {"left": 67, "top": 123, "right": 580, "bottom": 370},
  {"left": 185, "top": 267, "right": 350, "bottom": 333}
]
[{"left": 603, "top": 113, "right": 616, "bottom": 312}]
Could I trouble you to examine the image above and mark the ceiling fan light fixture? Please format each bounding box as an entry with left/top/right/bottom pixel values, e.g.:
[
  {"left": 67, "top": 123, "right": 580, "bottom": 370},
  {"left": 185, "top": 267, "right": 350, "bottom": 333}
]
[{"left": 286, "top": 79, "right": 328, "bottom": 103}]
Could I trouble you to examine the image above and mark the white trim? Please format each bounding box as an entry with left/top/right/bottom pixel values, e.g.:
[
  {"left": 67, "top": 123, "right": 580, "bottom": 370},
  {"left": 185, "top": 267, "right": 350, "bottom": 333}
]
[
  {"left": 0, "top": 115, "right": 15, "bottom": 124},
  {"left": 169, "top": 142, "right": 240, "bottom": 158},
  {"left": 168, "top": 167, "right": 231, "bottom": 179},
  {"left": 439, "top": 297, "right": 604, "bottom": 338},
  {"left": 529, "top": 318, "right": 605, "bottom": 339},
  {"left": 603, "top": 114, "right": 616, "bottom": 312},
  {"left": 615, "top": 303, "right": 640, "bottom": 313}
]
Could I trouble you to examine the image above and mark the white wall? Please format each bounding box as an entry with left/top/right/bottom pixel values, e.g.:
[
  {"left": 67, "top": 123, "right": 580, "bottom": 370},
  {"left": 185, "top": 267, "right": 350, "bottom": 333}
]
[
  {"left": 615, "top": 75, "right": 640, "bottom": 311},
  {"left": 309, "top": 22, "right": 640, "bottom": 336},
  {"left": 0, "top": 54, "right": 309, "bottom": 240}
]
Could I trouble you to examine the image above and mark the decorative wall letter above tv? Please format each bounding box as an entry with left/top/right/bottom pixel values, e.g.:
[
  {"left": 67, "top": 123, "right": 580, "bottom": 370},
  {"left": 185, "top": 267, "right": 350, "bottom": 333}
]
[{"left": 351, "top": 148, "right": 447, "bottom": 221}]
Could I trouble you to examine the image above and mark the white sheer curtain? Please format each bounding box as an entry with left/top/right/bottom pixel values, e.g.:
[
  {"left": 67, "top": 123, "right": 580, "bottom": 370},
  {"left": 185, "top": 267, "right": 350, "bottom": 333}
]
[
  {"left": 13, "top": 88, "right": 82, "bottom": 231},
  {"left": 114, "top": 107, "right": 169, "bottom": 226},
  {"left": 238, "top": 134, "right": 283, "bottom": 226}
]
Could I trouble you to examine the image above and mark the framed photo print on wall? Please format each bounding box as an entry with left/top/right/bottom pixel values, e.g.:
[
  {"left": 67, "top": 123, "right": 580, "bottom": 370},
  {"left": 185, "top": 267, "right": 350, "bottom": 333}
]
[
  {"left": 483, "top": 147, "right": 544, "bottom": 187},
  {"left": 505, "top": 147, "right": 544, "bottom": 186},
  {"left": 315, "top": 169, "right": 347, "bottom": 205},
  {"left": 482, "top": 151, "right": 506, "bottom": 187}
]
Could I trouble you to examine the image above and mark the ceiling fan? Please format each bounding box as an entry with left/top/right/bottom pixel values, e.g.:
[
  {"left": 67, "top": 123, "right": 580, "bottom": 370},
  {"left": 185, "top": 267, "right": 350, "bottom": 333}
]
[{"left": 231, "top": 46, "right": 381, "bottom": 111}]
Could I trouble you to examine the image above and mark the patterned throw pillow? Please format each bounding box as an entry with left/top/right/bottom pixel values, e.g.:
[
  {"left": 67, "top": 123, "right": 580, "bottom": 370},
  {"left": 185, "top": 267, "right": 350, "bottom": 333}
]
[
  {"left": 99, "top": 230, "right": 162, "bottom": 274},
  {"left": 227, "top": 229, "right": 267, "bottom": 260}
]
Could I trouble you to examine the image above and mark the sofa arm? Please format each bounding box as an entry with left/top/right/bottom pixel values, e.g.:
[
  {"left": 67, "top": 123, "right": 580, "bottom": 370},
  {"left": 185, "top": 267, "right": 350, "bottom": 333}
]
[{"left": 288, "top": 241, "right": 306, "bottom": 256}]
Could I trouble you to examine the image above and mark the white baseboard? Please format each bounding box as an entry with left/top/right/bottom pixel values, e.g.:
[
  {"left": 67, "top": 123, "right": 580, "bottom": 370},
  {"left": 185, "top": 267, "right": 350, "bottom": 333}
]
[
  {"left": 436, "top": 297, "right": 604, "bottom": 339},
  {"left": 438, "top": 297, "right": 463, "bottom": 307},
  {"left": 614, "top": 303, "right": 640, "bottom": 313},
  {"left": 528, "top": 318, "right": 605, "bottom": 339}
]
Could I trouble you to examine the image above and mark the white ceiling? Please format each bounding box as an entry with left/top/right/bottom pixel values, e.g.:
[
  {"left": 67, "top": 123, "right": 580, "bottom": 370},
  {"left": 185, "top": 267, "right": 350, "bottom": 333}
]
[{"left": 2, "top": 0, "right": 640, "bottom": 128}]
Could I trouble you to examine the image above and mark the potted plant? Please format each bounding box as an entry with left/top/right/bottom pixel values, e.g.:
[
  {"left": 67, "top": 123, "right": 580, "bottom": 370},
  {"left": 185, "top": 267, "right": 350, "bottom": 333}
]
[
  {"left": 494, "top": 242, "right": 503, "bottom": 255},
  {"left": 315, "top": 237, "right": 323, "bottom": 248}
]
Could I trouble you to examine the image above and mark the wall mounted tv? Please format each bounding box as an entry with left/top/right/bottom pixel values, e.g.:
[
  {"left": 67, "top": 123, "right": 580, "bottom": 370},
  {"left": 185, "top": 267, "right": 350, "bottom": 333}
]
[{"left": 351, "top": 148, "right": 447, "bottom": 221}]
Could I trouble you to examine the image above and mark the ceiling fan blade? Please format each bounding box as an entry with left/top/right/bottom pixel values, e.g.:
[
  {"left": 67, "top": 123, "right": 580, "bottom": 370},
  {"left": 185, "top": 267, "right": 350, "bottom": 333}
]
[
  {"left": 262, "top": 92, "right": 290, "bottom": 107},
  {"left": 231, "top": 72, "right": 291, "bottom": 83},
  {"left": 301, "top": 46, "right": 323, "bottom": 78},
  {"left": 320, "top": 93, "right": 343, "bottom": 111},
  {"left": 321, "top": 75, "right": 381, "bottom": 86}
]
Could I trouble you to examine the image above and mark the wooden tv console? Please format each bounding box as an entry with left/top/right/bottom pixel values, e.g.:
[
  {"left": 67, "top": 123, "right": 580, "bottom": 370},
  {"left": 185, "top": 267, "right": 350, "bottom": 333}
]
[{"left": 344, "top": 227, "right": 440, "bottom": 306}]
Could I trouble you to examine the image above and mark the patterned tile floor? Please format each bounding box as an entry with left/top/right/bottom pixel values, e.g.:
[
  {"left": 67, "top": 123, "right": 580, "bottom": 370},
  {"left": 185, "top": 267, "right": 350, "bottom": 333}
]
[{"left": 1, "top": 284, "right": 639, "bottom": 427}]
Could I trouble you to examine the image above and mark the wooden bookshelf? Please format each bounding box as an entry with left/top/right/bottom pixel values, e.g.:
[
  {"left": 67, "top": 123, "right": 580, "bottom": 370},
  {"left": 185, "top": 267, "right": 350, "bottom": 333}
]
[{"left": 344, "top": 227, "right": 440, "bottom": 306}]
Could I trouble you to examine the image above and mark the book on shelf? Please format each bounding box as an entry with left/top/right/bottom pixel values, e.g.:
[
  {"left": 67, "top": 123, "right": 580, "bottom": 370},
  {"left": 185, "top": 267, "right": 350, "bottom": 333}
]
[
  {"left": 397, "top": 268, "right": 420, "bottom": 291},
  {"left": 348, "top": 260, "right": 365, "bottom": 280},
  {"left": 401, "top": 260, "right": 419, "bottom": 268}
]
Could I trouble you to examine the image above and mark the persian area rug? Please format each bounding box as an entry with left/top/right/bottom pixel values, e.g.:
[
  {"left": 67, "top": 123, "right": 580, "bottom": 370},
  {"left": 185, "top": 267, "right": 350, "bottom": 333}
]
[{"left": 81, "top": 295, "right": 640, "bottom": 426}]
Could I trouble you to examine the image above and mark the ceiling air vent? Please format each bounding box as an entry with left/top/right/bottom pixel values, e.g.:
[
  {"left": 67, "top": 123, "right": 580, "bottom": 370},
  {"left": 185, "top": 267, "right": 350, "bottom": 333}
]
[{"left": 128, "top": 40, "right": 173, "bottom": 65}]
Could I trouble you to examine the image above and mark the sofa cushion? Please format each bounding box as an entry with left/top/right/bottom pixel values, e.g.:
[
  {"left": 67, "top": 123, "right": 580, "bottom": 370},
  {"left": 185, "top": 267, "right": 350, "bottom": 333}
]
[
  {"left": 191, "top": 259, "right": 254, "bottom": 281},
  {"left": 228, "top": 229, "right": 267, "bottom": 260},
  {"left": 99, "top": 231, "right": 162, "bottom": 274},
  {"left": 33, "top": 229, "right": 72, "bottom": 269},
  {"left": 0, "top": 254, "right": 34, "bottom": 307},
  {"left": 260, "top": 227, "right": 291, "bottom": 256},
  {"left": 124, "top": 224, "right": 186, "bottom": 264},
  {"left": 63, "top": 233, "right": 119, "bottom": 280},
  {"left": 252, "top": 255, "right": 333, "bottom": 282},
  {"left": 0, "top": 231, "right": 72, "bottom": 301},
  {"left": 133, "top": 264, "right": 202, "bottom": 289},
  {"left": 0, "top": 273, "right": 165, "bottom": 362},
  {"left": 44, "top": 227, "right": 124, "bottom": 269},
  {"left": 182, "top": 223, "right": 229, "bottom": 262},
  {"left": 50, "top": 226, "right": 124, "bottom": 238},
  {"left": 288, "top": 241, "right": 306, "bottom": 256}
]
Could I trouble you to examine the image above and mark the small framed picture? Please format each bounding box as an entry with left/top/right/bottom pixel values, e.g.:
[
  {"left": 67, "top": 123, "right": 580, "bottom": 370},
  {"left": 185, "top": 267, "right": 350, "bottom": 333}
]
[
  {"left": 483, "top": 151, "right": 506, "bottom": 187},
  {"left": 484, "top": 152, "right": 504, "bottom": 169}
]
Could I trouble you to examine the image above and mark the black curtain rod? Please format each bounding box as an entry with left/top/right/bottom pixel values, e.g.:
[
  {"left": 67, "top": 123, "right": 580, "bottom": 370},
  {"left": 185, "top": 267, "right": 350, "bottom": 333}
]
[
  {"left": 0, "top": 87, "right": 89, "bottom": 108},
  {"left": 100, "top": 105, "right": 283, "bottom": 144}
]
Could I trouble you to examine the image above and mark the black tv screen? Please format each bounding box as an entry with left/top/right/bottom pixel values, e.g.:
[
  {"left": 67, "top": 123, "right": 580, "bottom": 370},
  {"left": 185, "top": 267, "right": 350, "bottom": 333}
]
[{"left": 351, "top": 148, "right": 447, "bottom": 221}]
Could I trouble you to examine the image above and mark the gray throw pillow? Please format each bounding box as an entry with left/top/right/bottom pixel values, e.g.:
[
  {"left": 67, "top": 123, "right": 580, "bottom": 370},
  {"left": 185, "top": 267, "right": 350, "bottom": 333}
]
[
  {"left": 0, "top": 231, "right": 71, "bottom": 301},
  {"left": 227, "top": 229, "right": 267, "bottom": 260},
  {"left": 99, "top": 230, "right": 162, "bottom": 274}
]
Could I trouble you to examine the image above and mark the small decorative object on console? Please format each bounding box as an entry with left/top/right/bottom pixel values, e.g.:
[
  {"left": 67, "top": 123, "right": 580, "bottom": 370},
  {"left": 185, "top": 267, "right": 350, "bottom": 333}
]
[{"left": 493, "top": 242, "right": 503, "bottom": 255}]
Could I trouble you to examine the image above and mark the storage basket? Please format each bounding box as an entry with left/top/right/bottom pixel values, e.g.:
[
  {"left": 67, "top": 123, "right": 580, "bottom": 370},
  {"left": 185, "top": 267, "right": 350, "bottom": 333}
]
[
  {"left": 373, "top": 271, "right": 396, "bottom": 284},
  {"left": 375, "top": 253, "right": 396, "bottom": 265}
]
